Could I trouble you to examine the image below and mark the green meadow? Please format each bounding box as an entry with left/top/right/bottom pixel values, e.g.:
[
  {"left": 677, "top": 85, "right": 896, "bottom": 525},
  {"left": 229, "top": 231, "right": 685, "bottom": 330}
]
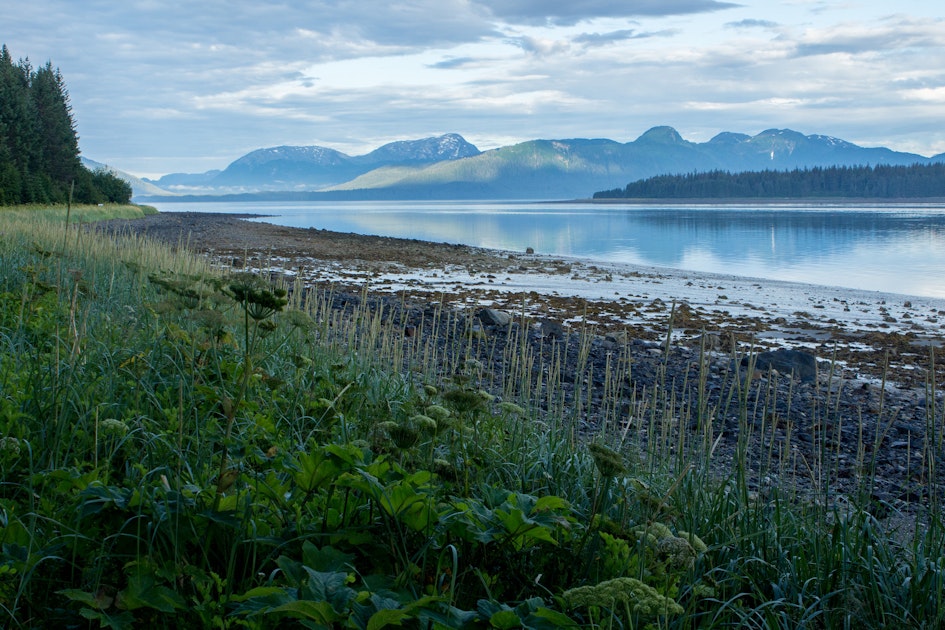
[{"left": 0, "top": 206, "right": 943, "bottom": 628}]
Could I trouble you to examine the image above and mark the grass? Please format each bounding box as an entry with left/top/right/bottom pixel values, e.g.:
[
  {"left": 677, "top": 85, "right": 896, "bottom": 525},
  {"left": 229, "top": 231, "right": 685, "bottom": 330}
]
[
  {"left": 0, "top": 205, "right": 943, "bottom": 628},
  {"left": 0, "top": 202, "right": 157, "bottom": 223}
]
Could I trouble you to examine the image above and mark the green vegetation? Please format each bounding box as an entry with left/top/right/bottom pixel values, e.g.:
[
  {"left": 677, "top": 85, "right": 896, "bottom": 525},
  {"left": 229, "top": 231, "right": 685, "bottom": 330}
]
[
  {"left": 0, "top": 203, "right": 156, "bottom": 223},
  {"left": 0, "top": 45, "right": 132, "bottom": 205},
  {"left": 0, "top": 207, "right": 944, "bottom": 628},
  {"left": 594, "top": 163, "right": 945, "bottom": 199}
]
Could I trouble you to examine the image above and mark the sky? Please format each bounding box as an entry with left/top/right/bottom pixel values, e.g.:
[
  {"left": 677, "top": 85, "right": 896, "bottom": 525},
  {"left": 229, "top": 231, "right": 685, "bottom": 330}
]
[{"left": 6, "top": 1, "right": 945, "bottom": 177}]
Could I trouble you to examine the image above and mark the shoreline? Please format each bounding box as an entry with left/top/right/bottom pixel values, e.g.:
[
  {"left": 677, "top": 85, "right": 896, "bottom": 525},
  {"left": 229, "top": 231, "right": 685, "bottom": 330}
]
[
  {"left": 95, "top": 210, "right": 945, "bottom": 509},
  {"left": 563, "top": 196, "right": 945, "bottom": 205},
  {"left": 101, "top": 210, "right": 945, "bottom": 386}
]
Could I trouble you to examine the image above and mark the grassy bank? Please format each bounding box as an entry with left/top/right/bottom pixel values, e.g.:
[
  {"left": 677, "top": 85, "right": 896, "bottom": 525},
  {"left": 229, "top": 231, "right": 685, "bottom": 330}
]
[
  {"left": 0, "top": 207, "right": 943, "bottom": 628},
  {"left": 0, "top": 203, "right": 157, "bottom": 223}
]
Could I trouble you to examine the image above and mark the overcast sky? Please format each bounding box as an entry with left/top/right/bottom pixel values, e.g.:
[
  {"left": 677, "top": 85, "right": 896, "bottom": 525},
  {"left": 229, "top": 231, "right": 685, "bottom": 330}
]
[{"left": 6, "top": 1, "right": 945, "bottom": 176}]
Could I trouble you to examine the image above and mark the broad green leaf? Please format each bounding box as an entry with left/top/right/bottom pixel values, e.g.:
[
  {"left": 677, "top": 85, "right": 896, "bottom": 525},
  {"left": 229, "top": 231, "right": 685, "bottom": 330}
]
[
  {"left": 367, "top": 607, "right": 410, "bottom": 630},
  {"left": 270, "top": 599, "right": 342, "bottom": 624},
  {"left": 490, "top": 608, "right": 523, "bottom": 629},
  {"left": 532, "top": 495, "right": 569, "bottom": 513},
  {"left": 230, "top": 586, "right": 288, "bottom": 601},
  {"left": 526, "top": 607, "right": 580, "bottom": 628},
  {"left": 301, "top": 542, "right": 355, "bottom": 573},
  {"left": 78, "top": 608, "right": 136, "bottom": 630},
  {"left": 295, "top": 450, "right": 342, "bottom": 493},
  {"left": 116, "top": 570, "right": 185, "bottom": 613}
]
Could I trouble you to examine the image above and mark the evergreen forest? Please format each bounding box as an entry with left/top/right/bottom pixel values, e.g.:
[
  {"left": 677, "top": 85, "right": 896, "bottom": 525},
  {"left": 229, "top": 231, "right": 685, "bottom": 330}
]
[
  {"left": 594, "top": 162, "right": 945, "bottom": 200},
  {"left": 0, "top": 45, "right": 131, "bottom": 205}
]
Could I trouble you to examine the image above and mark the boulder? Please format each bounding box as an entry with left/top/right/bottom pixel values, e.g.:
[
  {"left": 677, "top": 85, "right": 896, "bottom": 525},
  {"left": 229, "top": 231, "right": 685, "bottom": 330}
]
[
  {"left": 539, "top": 318, "right": 565, "bottom": 339},
  {"left": 477, "top": 307, "right": 512, "bottom": 327},
  {"left": 743, "top": 348, "right": 817, "bottom": 383}
]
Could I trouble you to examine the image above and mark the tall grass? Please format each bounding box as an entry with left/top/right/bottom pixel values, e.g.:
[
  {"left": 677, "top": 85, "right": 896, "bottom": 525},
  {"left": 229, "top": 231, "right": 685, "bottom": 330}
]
[{"left": 0, "top": 207, "right": 942, "bottom": 627}]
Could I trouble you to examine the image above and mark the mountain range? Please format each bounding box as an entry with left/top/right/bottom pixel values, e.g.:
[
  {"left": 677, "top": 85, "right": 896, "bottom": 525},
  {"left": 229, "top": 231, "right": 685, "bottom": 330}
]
[{"left": 127, "top": 127, "right": 945, "bottom": 201}]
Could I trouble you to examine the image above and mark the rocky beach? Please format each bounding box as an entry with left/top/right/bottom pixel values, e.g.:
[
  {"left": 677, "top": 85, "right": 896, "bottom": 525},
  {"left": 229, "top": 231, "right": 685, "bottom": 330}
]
[{"left": 99, "top": 211, "right": 945, "bottom": 515}]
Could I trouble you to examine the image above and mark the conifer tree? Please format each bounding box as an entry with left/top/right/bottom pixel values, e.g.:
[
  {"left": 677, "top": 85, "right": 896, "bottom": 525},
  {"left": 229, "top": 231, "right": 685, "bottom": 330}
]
[{"left": 0, "top": 44, "right": 131, "bottom": 205}]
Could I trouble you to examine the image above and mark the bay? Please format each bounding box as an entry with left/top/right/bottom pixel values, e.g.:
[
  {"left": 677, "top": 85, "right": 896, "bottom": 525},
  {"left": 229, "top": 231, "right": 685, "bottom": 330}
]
[{"left": 148, "top": 200, "right": 945, "bottom": 298}]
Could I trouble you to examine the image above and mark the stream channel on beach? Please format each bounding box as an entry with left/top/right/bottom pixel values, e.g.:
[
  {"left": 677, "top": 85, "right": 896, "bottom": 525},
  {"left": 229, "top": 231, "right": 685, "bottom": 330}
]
[{"left": 149, "top": 200, "right": 945, "bottom": 299}]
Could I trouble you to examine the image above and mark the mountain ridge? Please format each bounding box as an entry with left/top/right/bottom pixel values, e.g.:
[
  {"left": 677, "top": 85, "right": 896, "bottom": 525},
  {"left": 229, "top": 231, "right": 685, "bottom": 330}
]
[{"left": 129, "top": 127, "right": 941, "bottom": 201}]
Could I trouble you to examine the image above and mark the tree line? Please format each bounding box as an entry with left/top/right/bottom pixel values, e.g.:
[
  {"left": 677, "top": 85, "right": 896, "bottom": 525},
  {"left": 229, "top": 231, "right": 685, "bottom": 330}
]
[
  {"left": 594, "top": 162, "right": 945, "bottom": 200},
  {"left": 0, "top": 45, "right": 131, "bottom": 206}
]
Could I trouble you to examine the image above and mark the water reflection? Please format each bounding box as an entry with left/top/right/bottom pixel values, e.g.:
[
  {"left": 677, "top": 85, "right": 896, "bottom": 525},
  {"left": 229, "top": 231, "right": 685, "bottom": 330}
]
[{"left": 149, "top": 201, "right": 945, "bottom": 297}]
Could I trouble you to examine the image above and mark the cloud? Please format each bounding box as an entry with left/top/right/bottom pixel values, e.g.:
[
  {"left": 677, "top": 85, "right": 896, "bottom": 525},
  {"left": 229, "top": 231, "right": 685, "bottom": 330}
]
[
  {"left": 428, "top": 57, "right": 481, "bottom": 70},
  {"left": 8, "top": 0, "right": 945, "bottom": 174},
  {"left": 790, "top": 16, "right": 945, "bottom": 58},
  {"left": 726, "top": 18, "right": 779, "bottom": 29},
  {"left": 475, "top": 0, "right": 740, "bottom": 26},
  {"left": 573, "top": 29, "right": 678, "bottom": 46},
  {"left": 511, "top": 36, "right": 572, "bottom": 56}
]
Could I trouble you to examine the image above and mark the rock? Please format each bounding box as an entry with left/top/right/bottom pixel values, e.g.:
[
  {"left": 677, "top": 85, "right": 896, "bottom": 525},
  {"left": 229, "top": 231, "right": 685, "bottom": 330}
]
[
  {"left": 539, "top": 318, "right": 565, "bottom": 339},
  {"left": 605, "top": 330, "right": 629, "bottom": 345},
  {"left": 693, "top": 332, "right": 722, "bottom": 352},
  {"left": 743, "top": 348, "right": 817, "bottom": 383},
  {"left": 477, "top": 307, "right": 511, "bottom": 327}
]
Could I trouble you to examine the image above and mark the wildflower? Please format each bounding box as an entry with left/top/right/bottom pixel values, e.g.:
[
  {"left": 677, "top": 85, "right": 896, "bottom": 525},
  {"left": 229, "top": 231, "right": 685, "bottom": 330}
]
[
  {"left": 425, "top": 405, "right": 451, "bottom": 422},
  {"left": 463, "top": 358, "right": 483, "bottom": 372},
  {"left": 282, "top": 309, "right": 316, "bottom": 331},
  {"left": 228, "top": 273, "right": 288, "bottom": 321},
  {"left": 676, "top": 530, "right": 708, "bottom": 554},
  {"left": 442, "top": 388, "right": 487, "bottom": 414},
  {"left": 632, "top": 522, "right": 673, "bottom": 547},
  {"left": 426, "top": 405, "right": 454, "bottom": 430},
  {"left": 192, "top": 308, "right": 226, "bottom": 333},
  {"left": 0, "top": 437, "right": 21, "bottom": 456},
  {"left": 587, "top": 443, "right": 627, "bottom": 478},
  {"left": 410, "top": 414, "right": 438, "bottom": 434},
  {"left": 640, "top": 522, "right": 673, "bottom": 539},
  {"left": 563, "top": 577, "right": 683, "bottom": 617},
  {"left": 99, "top": 418, "right": 129, "bottom": 437},
  {"left": 381, "top": 421, "right": 420, "bottom": 449},
  {"left": 258, "top": 319, "right": 279, "bottom": 334},
  {"left": 656, "top": 535, "right": 697, "bottom": 570},
  {"left": 423, "top": 384, "right": 438, "bottom": 397},
  {"left": 498, "top": 401, "right": 526, "bottom": 417}
]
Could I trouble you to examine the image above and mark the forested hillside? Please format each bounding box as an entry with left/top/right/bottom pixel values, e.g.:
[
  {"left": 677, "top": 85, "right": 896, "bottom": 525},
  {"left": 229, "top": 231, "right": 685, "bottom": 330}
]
[
  {"left": 594, "top": 163, "right": 945, "bottom": 199},
  {"left": 0, "top": 45, "right": 131, "bottom": 205}
]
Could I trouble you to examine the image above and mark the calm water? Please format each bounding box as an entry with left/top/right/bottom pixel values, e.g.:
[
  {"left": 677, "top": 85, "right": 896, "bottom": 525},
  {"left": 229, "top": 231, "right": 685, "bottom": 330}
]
[{"left": 149, "top": 200, "right": 945, "bottom": 298}]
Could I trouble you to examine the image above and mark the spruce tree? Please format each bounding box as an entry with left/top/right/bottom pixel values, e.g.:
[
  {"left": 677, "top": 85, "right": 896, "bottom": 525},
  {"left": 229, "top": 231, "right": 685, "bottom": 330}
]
[
  {"left": 0, "top": 44, "right": 131, "bottom": 205},
  {"left": 32, "top": 62, "right": 81, "bottom": 199}
]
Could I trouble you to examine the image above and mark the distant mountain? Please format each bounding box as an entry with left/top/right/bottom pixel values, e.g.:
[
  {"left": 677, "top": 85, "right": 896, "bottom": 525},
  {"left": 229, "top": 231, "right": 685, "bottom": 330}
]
[
  {"left": 354, "top": 133, "right": 480, "bottom": 165},
  {"left": 319, "top": 127, "right": 930, "bottom": 200},
  {"left": 133, "top": 127, "right": 937, "bottom": 201},
  {"left": 145, "top": 133, "right": 480, "bottom": 194},
  {"left": 80, "top": 157, "right": 176, "bottom": 198}
]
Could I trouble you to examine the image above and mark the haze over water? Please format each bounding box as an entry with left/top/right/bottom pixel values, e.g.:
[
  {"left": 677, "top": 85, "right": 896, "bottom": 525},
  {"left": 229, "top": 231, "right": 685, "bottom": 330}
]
[{"left": 150, "top": 201, "right": 945, "bottom": 299}]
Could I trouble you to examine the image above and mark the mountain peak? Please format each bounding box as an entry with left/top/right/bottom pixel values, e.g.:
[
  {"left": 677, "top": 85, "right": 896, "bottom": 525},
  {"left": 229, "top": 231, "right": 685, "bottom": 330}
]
[
  {"left": 634, "top": 126, "right": 686, "bottom": 145},
  {"left": 708, "top": 131, "right": 751, "bottom": 145},
  {"left": 754, "top": 128, "right": 807, "bottom": 142},
  {"left": 231, "top": 145, "right": 350, "bottom": 168},
  {"left": 361, "top": 133, "right": 480, "bottom": 164}
]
